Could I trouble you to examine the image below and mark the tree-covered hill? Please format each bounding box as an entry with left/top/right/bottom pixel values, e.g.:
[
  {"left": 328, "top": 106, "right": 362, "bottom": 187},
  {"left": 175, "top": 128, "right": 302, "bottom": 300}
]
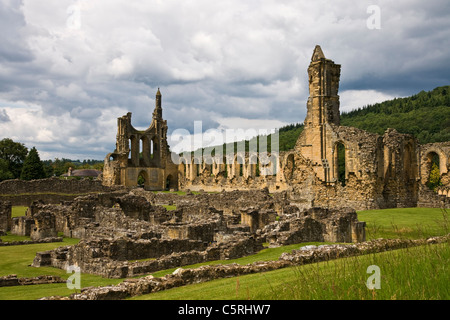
[{"left": 340, "top": 86, "right": 450, "bottom": 144}]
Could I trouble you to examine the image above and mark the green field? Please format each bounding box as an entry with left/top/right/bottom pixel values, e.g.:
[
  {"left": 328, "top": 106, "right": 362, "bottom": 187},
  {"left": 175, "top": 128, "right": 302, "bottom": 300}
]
[
  {"left": 131, "top": 242, "right": 449, "bottom": 300},
  {"left": 0, "top": 207, "right": 448, "bottom": 300},
  {"left": 358, "top": 207, "right": 448, "bottom": 240}
]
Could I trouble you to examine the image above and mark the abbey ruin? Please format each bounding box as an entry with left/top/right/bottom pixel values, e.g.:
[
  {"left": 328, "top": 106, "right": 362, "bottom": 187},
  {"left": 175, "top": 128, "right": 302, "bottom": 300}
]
[{"left": 0, "top": 46, "right": 448, "bottom": 284}]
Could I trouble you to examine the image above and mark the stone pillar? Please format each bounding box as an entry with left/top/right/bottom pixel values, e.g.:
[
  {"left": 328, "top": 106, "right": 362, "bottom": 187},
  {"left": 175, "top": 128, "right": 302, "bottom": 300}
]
[
  {"left": 0, "top": 201, "right": 12, "bottom": 233},
  {"left": 11, "top": 216, "right": 34, "bottom": 236}
]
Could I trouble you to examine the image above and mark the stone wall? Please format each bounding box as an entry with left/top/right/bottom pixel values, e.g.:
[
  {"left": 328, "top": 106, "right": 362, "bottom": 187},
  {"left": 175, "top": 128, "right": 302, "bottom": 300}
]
[
  {"left": 259, "top": 207, "right": 365, "bottom": 246},
  {"left": 32, "top": 235, "right": 264, "bottom": 278},
  {"left": 30, "top": 211, "right": 57, "bottom": 240},
  {"left": 0, "top": 237, "right": 62, "bottom": 246},
  {"left": 0, "top": 275, "right": 65, "bottom": 287},
  {"left": 0, "top": 177, "right": 112, "bottom": 195},
  {"left": 417, "top": 184, "right": 450, "bottom": 208},
  {"left": 0, "top": 178, "right": 121, "bottom": 206}
]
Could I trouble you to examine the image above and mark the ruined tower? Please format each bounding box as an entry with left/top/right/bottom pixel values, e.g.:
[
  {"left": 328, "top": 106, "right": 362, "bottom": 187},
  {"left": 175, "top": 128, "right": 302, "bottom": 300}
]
[
  {"left": 296, "top": 45, "right": 341, "bottom": 182},
  {"left": 103, "top": 89, "right": 178, "bottom": 190},
  {"left": 304, "top": 45, "right": 341, "bottom": 127}
]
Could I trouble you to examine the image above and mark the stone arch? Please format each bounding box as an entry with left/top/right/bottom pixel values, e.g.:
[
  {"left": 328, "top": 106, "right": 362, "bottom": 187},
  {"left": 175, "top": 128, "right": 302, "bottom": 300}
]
[
  {"left": 137, "top": 170, "right": 149, "bottom": 187},
  {"left": 166, "top": 174, "right": 176, "bottom": 190},
  {"left": 423, "top": 148, "right": 447, "bottom": 176},
  {"left": 422, "top": 150, "right": 443, "bottom": 190}
]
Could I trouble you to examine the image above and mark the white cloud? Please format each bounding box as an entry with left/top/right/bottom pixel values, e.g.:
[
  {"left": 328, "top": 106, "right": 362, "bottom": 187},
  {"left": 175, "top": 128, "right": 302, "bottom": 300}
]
[{"left": 339, "top": 90, "right": 400, "bottom": 113}]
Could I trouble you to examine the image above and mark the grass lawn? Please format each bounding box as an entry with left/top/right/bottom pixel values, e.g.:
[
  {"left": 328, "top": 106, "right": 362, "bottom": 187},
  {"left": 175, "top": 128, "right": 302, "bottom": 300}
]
[
  {"left": 130, "top": 242, "right": 449, "bottom": 300},
  {"left": 357, "top": 207, "right": 448, "bottom": 240},
  {"left": 11, "top": 206, "right": 28, "bottom": 218},
  {"left": 0, "top": 237, "right": 122, "bottom": 300}
]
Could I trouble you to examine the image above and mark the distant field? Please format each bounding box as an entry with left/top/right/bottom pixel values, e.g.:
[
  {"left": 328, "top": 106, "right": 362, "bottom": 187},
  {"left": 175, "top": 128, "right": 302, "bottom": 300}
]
[{"left": 11, "top": 206, "right": 28, "bottom": 218}]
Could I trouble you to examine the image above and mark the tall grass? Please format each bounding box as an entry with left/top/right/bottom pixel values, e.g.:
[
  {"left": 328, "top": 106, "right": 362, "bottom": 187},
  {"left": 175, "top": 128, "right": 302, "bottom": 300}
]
[
  {"left": 269, "top": 243, "right": 449, "bottom": 300},
  {"left": 134, "top": 242, "right": 449, "bottom": 300}
]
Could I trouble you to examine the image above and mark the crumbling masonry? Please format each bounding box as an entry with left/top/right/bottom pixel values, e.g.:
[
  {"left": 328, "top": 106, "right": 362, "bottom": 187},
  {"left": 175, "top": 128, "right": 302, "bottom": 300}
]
[
  {"left": 172, "top": 46, "right": 450, "bottom": 210},
  {"left": 13, "top": 45, "right": 447, "bottom": 280}
]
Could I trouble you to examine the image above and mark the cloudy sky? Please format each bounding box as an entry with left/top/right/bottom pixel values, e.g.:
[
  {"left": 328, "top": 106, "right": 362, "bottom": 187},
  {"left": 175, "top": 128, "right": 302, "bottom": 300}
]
[{"left": 0, "top": 0, "right": 449, "bottom": 160}]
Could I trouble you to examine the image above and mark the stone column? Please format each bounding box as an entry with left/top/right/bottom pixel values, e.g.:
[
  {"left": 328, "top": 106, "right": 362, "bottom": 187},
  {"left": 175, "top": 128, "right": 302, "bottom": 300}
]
[{"left": 0, "top": 201, "right": 12, "bottom": 233}]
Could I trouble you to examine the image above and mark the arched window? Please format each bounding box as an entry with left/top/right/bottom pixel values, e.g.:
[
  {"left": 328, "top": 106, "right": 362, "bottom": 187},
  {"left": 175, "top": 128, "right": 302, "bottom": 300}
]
[
  {"left": 137, "top": 171, "right": 147, "bottom": 187},
  {"left": 426, "top": 152, "right": 441, "bottom": 191},
  {"left": 150, "top": 139, "right": 154, "bottom": 159},
  {"left": 336, "top": 142, "right": 346, "bottom": 186},
  {"left": 166, "top": 175, "right": 173, "bottom": 190}
]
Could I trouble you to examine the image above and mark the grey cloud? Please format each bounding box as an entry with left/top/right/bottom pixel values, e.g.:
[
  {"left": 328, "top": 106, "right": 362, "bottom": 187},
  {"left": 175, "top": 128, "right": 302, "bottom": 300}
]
[
  {"left": 0, "top": 109, "right": 10, "bottom": 122},
  {"left": 0, "top": 0, "right": 449, "bottom": 160},
  {"left": 0, "top": 0, "right": 34, "bottom": 63}
]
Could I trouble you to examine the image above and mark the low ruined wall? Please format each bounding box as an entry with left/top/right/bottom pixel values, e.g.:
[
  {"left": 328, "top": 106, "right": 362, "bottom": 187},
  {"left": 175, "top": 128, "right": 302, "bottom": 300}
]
[
  {"left": 165, "top": 221, "right": 219, "bottom": 242},
  {"left": 0, "top": 177, "right": 111, "bottom": 195},
  {"left": 32, "top": 236, "right": 264, "bottom": 278},
  {"left": 0, "top": 237, "right": 62, "bottom": 246},
  {"left": 258, "top": 207, "right": 365, "bottom": 246},
  {"left": 0, "top": 275, "right": 65, "bottom": 287},
  {"left": 417, "top": 185, "right": 450, "bottom": 209},
  {"left": 0, "top": 178, "right": 122, "bottom": 206}
]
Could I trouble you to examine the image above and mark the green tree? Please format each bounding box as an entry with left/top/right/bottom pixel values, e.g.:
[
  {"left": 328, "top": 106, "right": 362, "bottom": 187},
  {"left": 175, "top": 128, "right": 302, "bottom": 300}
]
[
  {"left": 0, "top": 159, "right": 14, "bottom": 181},
  {"left": 0, "top": 138, "right": 28, "bottom": 179},
  {"left": 427, "top": 162, "right": 442, "bottom": 191},
  {"left": 20, "top": 147, "right": 46, "bottom": 180}
]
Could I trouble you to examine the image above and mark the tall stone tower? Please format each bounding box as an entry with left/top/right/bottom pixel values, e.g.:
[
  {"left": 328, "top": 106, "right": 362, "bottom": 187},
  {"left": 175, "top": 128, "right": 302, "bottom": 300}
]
[
  {"left": 296, "top": 45, "right": 341, "bottom": 182},
  {"left": 304, "top": 45, "right": 341, "bottom": 127}
]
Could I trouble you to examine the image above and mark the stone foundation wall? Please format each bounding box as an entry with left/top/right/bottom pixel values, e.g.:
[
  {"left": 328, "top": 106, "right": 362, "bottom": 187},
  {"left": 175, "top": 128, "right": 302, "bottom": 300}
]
[
  {"left": 0, "top": 275, "right": 65, "bottom": 287},
  {"left": 0, "top": 237, "right": 62, "bottom": 246},
  {"left": 417, "top": 184, "right": 450, "bottom": 209},
  {"left": 32, "top": 235, "right": 264, "bottom": 278},
  {"left": 260, "top": 207, "right": 365, "bottom": 246},
  {"left": 0, "top": 178, "right": 122, "bottom": 206},
  {"left": 0, "top": 177, "right": 113, "bottom": 195}
]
